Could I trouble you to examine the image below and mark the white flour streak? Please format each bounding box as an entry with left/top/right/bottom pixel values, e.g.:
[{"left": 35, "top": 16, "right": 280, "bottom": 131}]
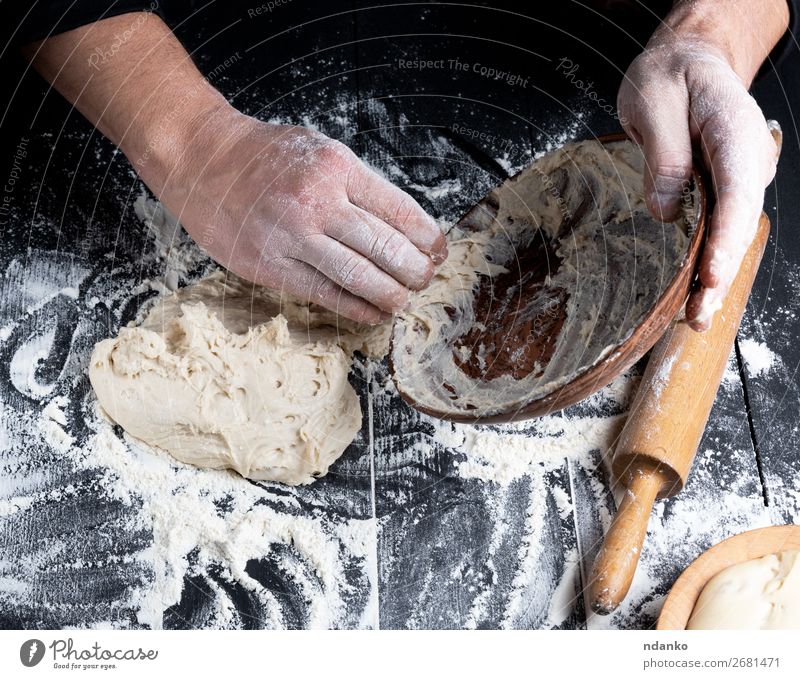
[
  {"left": 738, "top": 338, "right": 777, "bottom": 378},
  {"left": 652, "top": 351, "right": 678, "bottom": 399},
  {"left": 455, "top": 414, "right": 624, "bottom": 485},
  {"left": 54, "top": 420, "right": 377, "bottom": 629},
  {"left": 407, "top": 178, "right": 462, "bottom": 200},
  {"left": 545, "top": 550, "right": 581, "bottom": 627},
  {"left": 10, "top": 326, "right": 57, "bottom": 399}
]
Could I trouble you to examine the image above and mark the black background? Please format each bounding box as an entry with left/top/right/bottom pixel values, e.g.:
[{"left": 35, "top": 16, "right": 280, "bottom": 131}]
[{"left": 0, "top": 0, "right": 797, "bottom": 629}]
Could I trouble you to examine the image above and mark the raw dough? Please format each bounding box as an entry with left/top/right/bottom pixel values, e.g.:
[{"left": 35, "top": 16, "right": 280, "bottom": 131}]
[
  {"left": 687, "top": 550, "right": 800, "bottom": 629},
  {"left": 391, "top": 139, "right": 698, "bottom": 417},
  {"left": 89, "top": 272, "right": 389, "bottom": 484}
]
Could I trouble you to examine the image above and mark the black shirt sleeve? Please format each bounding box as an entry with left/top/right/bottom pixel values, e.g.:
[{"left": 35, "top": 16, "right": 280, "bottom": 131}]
[
  {"left": 10, "top": 1, "right": 166, "bottom": 45},
  {"left": 5, "top": 0, "right": 797, "bottom": 71},
  {"left": 762, "top": 0, "right": 798, "bottom": 74}
]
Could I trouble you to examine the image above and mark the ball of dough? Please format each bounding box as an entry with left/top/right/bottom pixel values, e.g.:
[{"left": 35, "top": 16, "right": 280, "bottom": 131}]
[
  {"left": 89, "top": 273, "right": 387, "bottom": 485},
  {"left": 686, "top": 550, "right": 800, "bottom": 630}
]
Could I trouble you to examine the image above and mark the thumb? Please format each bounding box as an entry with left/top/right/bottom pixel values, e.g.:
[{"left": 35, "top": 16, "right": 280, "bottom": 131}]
[{"left": 633, "top": 87, "right": 694, "bottom": 222}]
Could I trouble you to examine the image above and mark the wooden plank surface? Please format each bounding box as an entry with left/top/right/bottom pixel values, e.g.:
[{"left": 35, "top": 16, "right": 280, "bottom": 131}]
[
  {"left": 351, "top": 4, "right": 583, "bottom": 629},
  {"left": 739, "top": 58, "right": 800, "bottom": 526},
  {"left": 0, "top": 0, "right": 796, "bottom": 630}
]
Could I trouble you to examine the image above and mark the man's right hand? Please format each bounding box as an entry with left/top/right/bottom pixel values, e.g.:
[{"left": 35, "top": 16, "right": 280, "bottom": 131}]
[
  {"left": 24, "top": 12, "right": 445, "bottom": 324},
  {"left": 160, "top": 113, "right": 447, "bottom": 325}
]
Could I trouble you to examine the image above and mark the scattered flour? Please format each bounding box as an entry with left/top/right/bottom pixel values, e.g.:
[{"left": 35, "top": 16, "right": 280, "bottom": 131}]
[
  {"left": 738, "top": 338, "right": 777, "bottom": 378},
  {"left": 407, "top": 177, "right": 463, "bottom": 201},
  {"left": 3, "top": 87, "right": 786, "bottom": 631},
  {"left": 453, "top": 415, "right": 624, "bottom": 486},
  {"left": 39, "top": 402, "right": 378, "bottom": 630},
  {"left": 132, "top": 193, "right": 212, "bottom": 294}
]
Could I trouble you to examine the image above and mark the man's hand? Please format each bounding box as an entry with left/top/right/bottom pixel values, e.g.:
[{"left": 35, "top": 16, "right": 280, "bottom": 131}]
[
  {"left": 618, "top": 0, "right": 788, "bottom": 331},
  {"left": 24, "top": 13, "right": 445, "bottom": 324},
  {"left": 161, "top": 114, "right": 446, "bottom": 324}
]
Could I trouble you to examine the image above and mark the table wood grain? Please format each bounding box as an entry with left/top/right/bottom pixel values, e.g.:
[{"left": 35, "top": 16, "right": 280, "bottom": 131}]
[{"left": 0, "top": 0, "right": 796, "bottom": 630}]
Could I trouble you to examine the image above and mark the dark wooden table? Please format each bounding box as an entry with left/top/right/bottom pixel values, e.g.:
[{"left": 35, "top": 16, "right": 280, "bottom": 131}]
[{"left": 0, "top": 1, "right": 797, "bottom": 629}]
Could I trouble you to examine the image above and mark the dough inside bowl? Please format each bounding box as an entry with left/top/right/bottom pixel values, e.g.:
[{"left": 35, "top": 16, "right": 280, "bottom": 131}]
[
  {"left": 687, "top": 550, "right": 800, "bottom": 630},
  {"left": 390, "top": 139, "right": 699, "bottom": 418}
]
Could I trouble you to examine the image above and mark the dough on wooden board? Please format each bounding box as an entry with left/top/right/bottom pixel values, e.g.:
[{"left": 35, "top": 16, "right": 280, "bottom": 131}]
[
  {"left": 89, "top": 272, "right": 389, "bottom": 485},
  {"left": 687, "top": 550, "right": 800, "bottom": 629}
]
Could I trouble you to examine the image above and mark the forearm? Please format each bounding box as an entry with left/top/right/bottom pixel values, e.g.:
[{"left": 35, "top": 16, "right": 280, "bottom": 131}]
[
  {"left": 22, "top": 13, "right": 230, "bottom": 195},
  {"left": 654, "top": 0, "right": 790, "bottom": 85}
]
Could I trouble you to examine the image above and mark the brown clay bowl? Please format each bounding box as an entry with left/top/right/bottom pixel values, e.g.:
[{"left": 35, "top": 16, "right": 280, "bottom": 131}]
[
  {"left": 389, "top": 132, "right": 708, "bottom": 423},
  {"left": 657, "top": 525, "right": 800, "bottom": 630}
]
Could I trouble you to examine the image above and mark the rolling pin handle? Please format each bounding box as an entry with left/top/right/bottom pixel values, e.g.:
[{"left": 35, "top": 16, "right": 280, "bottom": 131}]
[{"left": 588, "top": 464, "right": 665, "bottom": 615}]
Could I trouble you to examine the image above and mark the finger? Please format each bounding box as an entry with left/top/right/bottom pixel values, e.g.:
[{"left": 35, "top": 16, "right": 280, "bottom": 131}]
[
  {"left": 685, "top": 286, "right": 723, "bottom": 332},
  {"left": 685, "top": 182, "right": 760, "bottom": 329},
  {"left": 699, "top": 189, "right": 761, "bottom": 291},
  {"left": 617, "top": 86, "right": 643, "bottom": 145},
  {"left": 300, "top": 233, "right": 410, "bottom": 313},
  {"left": 325, "top": 206, "right": 435, "bottom": 290},
  {"left": 685, "top": 120, "right": 771, "bottom": 330},
  {"left": 695, "top": 112, "right": 770, "bottom": 291},
  {"left": 345, "top": 164, "right": 447, "bottom": 263},
  {"left": 634, "top": 85, "right": 694, "bottom": 221},
  {"left": 266, "top": 258, "right": 389, "bottom": 325}
]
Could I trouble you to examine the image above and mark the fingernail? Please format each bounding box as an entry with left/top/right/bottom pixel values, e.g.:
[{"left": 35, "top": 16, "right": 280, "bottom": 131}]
[
  {"left": 690, "top": 319, "right": 711, "bottom": 333},
  {"left": 421, "top": 219, "right": 447, "bottom": 250},
  {"left": 693, "top": 290, "right": 722, "bottom": 325},
  {"left": 649, "top": 190, "right": 679, "bottom": 220},
  {"left": 705, "top": 253, "right": 726, "bottom": 288}
]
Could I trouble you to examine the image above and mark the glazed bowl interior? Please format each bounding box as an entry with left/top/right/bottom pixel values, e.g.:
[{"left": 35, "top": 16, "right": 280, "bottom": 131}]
[{"left": 389, "top": 133, "right": 707, "bottom": 423}]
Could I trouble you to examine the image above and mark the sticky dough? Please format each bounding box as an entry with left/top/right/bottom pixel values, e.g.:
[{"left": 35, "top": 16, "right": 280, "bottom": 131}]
[
  {"left": 89, "top": 272, "right": 389, "bottom": 484},
  {"left": 687, "top": 551, "right": 800, "bottom": 630},
  {"left": 391, "top": 139, "right": 698, "bottom": 417}
]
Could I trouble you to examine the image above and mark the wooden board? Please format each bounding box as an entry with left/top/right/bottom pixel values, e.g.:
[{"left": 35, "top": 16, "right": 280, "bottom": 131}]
[
  {"left": 740, "top": 62, "right": 800, "bottom": 526},
  {"left": 0, "top": 0, "right": 795, "bottom": 630},
  {"left": 657, "top": 525, "right": 800, "bottom": 630}
]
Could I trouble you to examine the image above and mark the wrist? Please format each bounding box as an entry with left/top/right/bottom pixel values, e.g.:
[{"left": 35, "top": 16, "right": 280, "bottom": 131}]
[
  {"left": 122, "top": 86, "right": 234, "bottom": 198},
  {"left": 652, "top": 0, "right": 789, "bottom": 85}
]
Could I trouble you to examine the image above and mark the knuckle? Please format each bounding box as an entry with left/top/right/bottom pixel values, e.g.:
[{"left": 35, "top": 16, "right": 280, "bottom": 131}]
[
  {"left": 314, "top": 140, "right": 354, "bottom": 172},
  {"left": 392, "top": 194, "right": 418, "bottom": 229},
  {"left": 344, "top": 163, "right": 363, "bottom": 196},
  {"left": 623, "top": 52, "right": 652, "bottom": 87},
  {"left": 266, "top": 257, "right": 299, "bottom": 289},
  {"left": 652, "top": 152, "right": 693, "bottom": 182},
  {"left": 373, "top": 229, "right": 406, "bottom": 263},
  {"left": 284, "top": 232, "right": 310, "bottom": 260},
  {"left": 338, "top": 255, "right": 371, "bottom": 290},
  {"left": 255, "top": 224, "right": 293, "bottom": 260},
  {"left": 268, "top": 220, "right": 310, "bottom": 258}
]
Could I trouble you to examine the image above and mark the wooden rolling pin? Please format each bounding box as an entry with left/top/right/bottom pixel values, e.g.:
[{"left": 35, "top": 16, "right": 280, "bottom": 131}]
[{"left": 588, "top": 209, "right": 772, "bottom": 615}]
